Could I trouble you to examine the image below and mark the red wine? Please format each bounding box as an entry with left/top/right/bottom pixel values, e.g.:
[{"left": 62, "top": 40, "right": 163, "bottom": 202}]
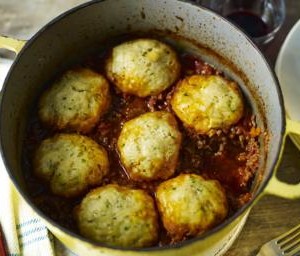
[{"left": 226, "top": 11, "right": 269, "bottom": 38}]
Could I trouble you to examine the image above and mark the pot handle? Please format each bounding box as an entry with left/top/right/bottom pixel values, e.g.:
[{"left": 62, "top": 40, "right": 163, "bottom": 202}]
[
  {"left": 286, "top": 118, "right": 300, "bottom": 135},
  {"left": 264, "top": 118, "right": 300, "bottom": 199},
  {"left": 0, "top": 35, "right": 26, "bottom": 54}
]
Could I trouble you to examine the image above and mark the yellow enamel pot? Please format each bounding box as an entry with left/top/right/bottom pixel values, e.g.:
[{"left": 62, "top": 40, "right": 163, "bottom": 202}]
[
  {"left": 0, "top": 1, "right": 300, "bottom": 255},
  {"left": 263, "top": 119, "right": 300, "bottom": 198}
]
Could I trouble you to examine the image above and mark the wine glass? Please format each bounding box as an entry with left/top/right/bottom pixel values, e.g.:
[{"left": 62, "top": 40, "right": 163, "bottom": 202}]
[{"left": 194, "top": 0, "right": 286, "bottom": 45}]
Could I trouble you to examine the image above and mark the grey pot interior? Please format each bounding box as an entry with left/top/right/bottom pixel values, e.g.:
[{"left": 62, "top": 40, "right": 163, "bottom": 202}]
[{"left": 0, "top": 0, "right": 284, "bottom": 248}]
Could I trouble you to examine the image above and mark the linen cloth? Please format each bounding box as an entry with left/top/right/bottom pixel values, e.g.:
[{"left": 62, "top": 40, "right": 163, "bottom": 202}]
[{"left": 0, "top": 58, "right": 76, "bottom": 256}]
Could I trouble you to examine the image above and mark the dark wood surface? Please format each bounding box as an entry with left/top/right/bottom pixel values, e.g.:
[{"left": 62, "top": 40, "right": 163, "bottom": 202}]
[{"left": 225, "top": 1, "right": 300, "bottom": 255}]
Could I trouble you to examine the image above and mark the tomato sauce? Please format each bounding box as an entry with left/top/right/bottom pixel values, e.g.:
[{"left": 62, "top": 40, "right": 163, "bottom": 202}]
[{"left": 23, "top": 41, "right": 261, "bottom": 246}]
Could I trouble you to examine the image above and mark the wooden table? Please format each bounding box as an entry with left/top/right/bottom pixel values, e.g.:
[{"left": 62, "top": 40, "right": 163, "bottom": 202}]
[
  {"left": 225, "top": 1, "right": 300, "bottom": 255},
  {"left": 1, "top": 1, "right": 299, "bottom": 255}
]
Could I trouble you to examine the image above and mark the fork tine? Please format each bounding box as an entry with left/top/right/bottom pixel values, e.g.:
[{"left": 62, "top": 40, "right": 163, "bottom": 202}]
[
  {"left": 284, "top": 245, "right": 300, "bottom": 256},
  {"left": 279, "top": 232, "right": 300, "bottom": 250},
  {"left": 275, "top": 223, "right": 300, "bottom": 256},
  {"left": 277, "top": 224, "right": 300, "bottom": 245},
  {"left": 257, "top": 224, "right": 300, "bottom": 256}
]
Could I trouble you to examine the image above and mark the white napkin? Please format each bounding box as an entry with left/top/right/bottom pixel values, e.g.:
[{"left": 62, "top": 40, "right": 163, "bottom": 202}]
[{"left": 0, "top": 58, "right": 76, "bottom": 256}]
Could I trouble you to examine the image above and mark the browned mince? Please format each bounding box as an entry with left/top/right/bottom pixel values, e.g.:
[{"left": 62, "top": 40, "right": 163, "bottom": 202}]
[{"left": 23, "top": 44, "right": 261, "bottom": 246}]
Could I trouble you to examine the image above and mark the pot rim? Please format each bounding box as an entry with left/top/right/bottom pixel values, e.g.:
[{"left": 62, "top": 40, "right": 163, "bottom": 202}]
[{"left": 0, "top": 0, "right": 286, "bottom": 251}]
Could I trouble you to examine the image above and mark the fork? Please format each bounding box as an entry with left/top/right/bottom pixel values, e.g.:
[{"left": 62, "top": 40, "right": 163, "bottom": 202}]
[{"left": 257, "top": 223, "right": 300, "bottom": 256}]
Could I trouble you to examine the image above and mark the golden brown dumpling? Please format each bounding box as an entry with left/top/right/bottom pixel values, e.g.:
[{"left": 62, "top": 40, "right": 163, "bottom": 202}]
[
  {"left": 171, "top": 75, "right": 244, "bottom": 134},
  {"left": 34, "top": 134, "right": 109, "bottom": 197},
  {"left": 75, "top": 184, "right": 158, "bottom": 248},
  {"left": 156, "top": 173, "right": 228, "bottom": 241},
  {"left": 117, "top": 111, "right": 182, "bottom": 181},
  {"left": 38, "top": 68, "right": 110, "bottom": 133},
  {"left": 105, "top": 39, "right": 180, "bottom": 97}
]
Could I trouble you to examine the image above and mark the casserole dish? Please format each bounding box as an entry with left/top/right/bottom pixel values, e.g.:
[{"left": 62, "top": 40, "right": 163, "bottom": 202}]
[{"left": 0, "top": 0, "right": 300, "bottom": 255}]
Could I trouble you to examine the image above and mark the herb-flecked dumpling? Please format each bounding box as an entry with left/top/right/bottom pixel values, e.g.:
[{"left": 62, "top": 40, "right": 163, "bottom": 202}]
[{"left": 34, "top": 134, "right": 109, "bottom": 197}]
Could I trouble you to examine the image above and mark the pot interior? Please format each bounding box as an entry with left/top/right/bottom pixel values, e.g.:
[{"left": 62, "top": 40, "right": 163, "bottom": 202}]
[{"left": 0, "top": 0, "right": 284, "bottom": 249}]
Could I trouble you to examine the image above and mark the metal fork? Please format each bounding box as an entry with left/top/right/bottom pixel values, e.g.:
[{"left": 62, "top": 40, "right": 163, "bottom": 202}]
[{"left": 257, "top": 223, "right": 300, "bottom": 256}]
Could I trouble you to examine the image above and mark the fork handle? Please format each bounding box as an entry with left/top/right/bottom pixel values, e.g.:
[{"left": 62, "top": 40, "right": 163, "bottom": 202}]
[{"left": 256, "top": 250, "right": 269, "bottom": 256}]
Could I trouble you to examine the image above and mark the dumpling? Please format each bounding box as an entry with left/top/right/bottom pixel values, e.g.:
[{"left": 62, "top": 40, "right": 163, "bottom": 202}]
[
  {"left": 171, "top": 75, "right": 244, "bottom": 134},
  {"left": 117, "top": 111, "right": 181, "bottom": 181},
  {"left": 34, "top": 134, "right": 109, "bottom": 197},
  {"left": 156, "top": 173, "right": 228, "bottom": 241},
  {"left": 38, "top": 68, "right": 110, "bottom": 133},
  {"left": 75, "top": 184, "right": 158, "bottom": 248},
  {"left": 105, "top": 39, "right": 180, "bottom": 97}
]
